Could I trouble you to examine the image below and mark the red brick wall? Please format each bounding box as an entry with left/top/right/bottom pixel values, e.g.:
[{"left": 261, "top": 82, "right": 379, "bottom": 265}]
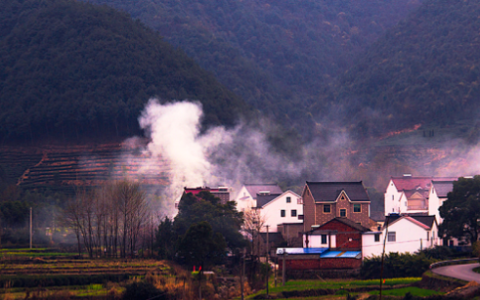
[
  {"left": 280, "top": 258, "right": 362, "bottom": 270},
  {"left": 318, "top": 219, "right": 362, "bottom": 249},
  {"left": 303, "top": 187, "right": 316, "bottom": 231}
]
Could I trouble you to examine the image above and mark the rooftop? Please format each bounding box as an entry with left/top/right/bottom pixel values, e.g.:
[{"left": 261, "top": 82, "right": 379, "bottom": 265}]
[{"left": 306, "top": 181, "right": 370, "bottom": 202}]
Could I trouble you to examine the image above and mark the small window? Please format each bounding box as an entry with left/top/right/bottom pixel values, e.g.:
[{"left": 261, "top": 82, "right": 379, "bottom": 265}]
[
  {"left": 298, "top": 215, "right": 304, "bottom": 220},
  {"left": 324, "top": 204, "right": 331, "bottom": 213},
  {"left": 427, "top": 232, "right": 430, "bottom": 241},
  {"left": 321, "top": 235, "right": 327, "bottom": 244},
  {"left": 340, "top": 209, "right": 346, "bottom": 217},
  {"left": 280, "top": 210, "right": 285, "bottom": 217},
  {"left": 291, "top": 210, "right": 297, "bottom": 217},
  {"left": 387, "top": 232, "right": 396, "bottom": 242},
  {"left": 392, "top": 195, "right": 394, "bottom": 201},
  {"left": 354, "top": 204, "right": 361, "bottom": 213},
  {"left": 374, "top": 233, "right": 380, "bottom": 242},
  {"left": 286, "top": 197, "right": 291, "bottom": 203}
]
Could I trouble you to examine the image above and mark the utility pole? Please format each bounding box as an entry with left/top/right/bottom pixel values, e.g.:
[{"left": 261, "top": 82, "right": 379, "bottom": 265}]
[
  {"left": 282, "top": 248, "right": 286, "bottom": 286},
  {"left": 266, "top": 225, "right": 269, "bottom": 296},
  {"left": 30, "top": 207, "right": 32, "bottom": 249},
  {"left": 241, "top": 247, "right": 245, "bottom": 300}
]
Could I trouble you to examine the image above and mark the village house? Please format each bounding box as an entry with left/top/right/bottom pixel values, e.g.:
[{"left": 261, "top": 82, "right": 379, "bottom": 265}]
[
  {"left": 255, "top": 190, "right": 303, "bottom": 232},
  {"left": 383, "top": 175, "right": 468, "bottom": 246},
  {"left": 277, "top": 217, "right": 367, "bottom": 278},
  {"left": 174, "top": 186, "right": 231, "bottom": 212},
  {"left": 384, "top": 175, "right": 457, "bottom": 216},
  {"left": 234, "top": 184, "right": 283, "bottom": 212},
  {"left": 301, "top": 181, "right": 374, "bottom": 231},
  {"left": 362, "top": 214, "right": 439, "bottom": 259}
]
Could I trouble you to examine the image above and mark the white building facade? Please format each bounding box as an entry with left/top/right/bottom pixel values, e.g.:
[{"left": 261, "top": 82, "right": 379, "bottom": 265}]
[
  {"left": 362, "top": 215, "right": 439, "bottom": 259},
  {"left": 257, "top": 190, "right": 302, "bottom": 232}
]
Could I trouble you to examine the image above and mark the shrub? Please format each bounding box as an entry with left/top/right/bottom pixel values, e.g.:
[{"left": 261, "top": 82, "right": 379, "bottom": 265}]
[
  {"left": 122, "top": 281, "right": 165, "bottom": 300},
  {"left": 361, "top": 252, "right": 434, "bottom": 279}
]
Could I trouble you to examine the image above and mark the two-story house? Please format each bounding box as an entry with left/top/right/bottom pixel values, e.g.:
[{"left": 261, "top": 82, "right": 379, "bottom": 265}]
[
  {"left": 256, "top": 190, "right": 302, "bottom": 232},
  {"left": 234, "top": 184, "right": 283, "bottom": 212},
  {"left": 384, "top": 175, "right": 457, "bottom": 216},
  {"left": 301, "top": 181, "right": 373, "bottom": 231}
]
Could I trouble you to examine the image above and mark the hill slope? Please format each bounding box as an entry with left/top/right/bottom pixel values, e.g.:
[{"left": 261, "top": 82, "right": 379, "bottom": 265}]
[
  {"left": 83, "top": 0, "right": 423, "bottom": 134},
  {"left": 331, "top": 0, "right": 480, "bottom": 138},
  {"left": 0, "top": 0, "right": 249, "bottom": 142}
]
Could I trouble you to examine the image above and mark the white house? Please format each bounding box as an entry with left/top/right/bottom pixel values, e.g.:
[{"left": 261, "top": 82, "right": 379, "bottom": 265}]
[
  {"left": 362, "top": 214, "right": 439, "bottom": 259},
  {"left": 384, "top": 175, "right": 458, "bottom": 216},
  {"left": 256, "top": 190, "right": 302, "bottom": 232},
  {"left": 234, "top": 184, "right": 283, "bottom": 212},
  {"left": 428, "top": 180, "right": 454, "bottom": 223}
]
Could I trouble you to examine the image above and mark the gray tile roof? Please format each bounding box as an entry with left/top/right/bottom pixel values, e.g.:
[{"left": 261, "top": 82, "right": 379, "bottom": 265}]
[
  {"left": 245, "top": 184, "right": 283, "bottom": 199},
  {"left": 306, "top": 181, "right": 370, "bottom": 202},
  {"left": 432, "top": 180, "right": 454, "bottom": 198},
  {"left": 256, "top": 194, "right": 281, "bottom": 208}
]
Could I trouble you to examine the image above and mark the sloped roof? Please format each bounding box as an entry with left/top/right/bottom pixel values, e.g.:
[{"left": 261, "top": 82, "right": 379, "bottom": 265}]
[
  {"left": 256, "top": 194, "right": 281, "bottom": 208},
  {"left": 316, "top": 217, "right": 371, "bottom": 233},
  {"left": 409, "top": 215, "right": 436, "bottom": 228},
  {"left": 306, "top": 181, "right": 369, "bottom": 202},
  {"left": 244, "top": 184, "right": 283, "bottom": 199},
  {"left": 404, "top": 190, "right": 429, "bottom": 201},
  {"left": 391, "top": 176, "right": 458, "bottom": 191},
  {"left": 432, "top": 180, "right": 454, "bottom": 198},
  {"left": 385, "top": 214, "right": 435, "bottom": 230}
]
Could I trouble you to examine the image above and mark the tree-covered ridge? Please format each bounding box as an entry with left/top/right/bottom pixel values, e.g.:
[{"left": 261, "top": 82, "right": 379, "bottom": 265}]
[
  {"left": 0, "top": 0, "right": 248, "bottom": 142},
  {"left": 83, "top": 0, "right": 423, "bottom": 133},
  {"left": 333, "top": 0, "right": 480, "bottom": 138}
]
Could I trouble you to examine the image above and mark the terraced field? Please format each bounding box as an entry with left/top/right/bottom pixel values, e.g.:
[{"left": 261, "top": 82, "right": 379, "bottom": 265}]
[{"left": 0, "top": 141, "right": 170, "bottom": 189}]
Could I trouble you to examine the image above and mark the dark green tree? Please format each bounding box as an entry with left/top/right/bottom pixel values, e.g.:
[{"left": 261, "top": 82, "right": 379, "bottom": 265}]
[
  {"left": 155, "top": 216, "right": 176, "bottom": 261},
  {"left": 176, "top": 221, "right": 227, "bottom": 268},
  {"left": 439, "top": 176, "right": 480, "bottom": 245},
  {"left": 174, "top": 191, "right": 246, "bottom": 250}
]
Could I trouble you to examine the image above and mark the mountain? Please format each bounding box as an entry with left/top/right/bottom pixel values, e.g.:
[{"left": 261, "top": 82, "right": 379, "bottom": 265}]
[
  {"left": 82, "top": 0, "right": 424, "bottom": 134},
  {"left": 0, "top": 0, "right": 249, "bottom": 142},
  {"left": 331, "top": 0, "right": 480, "bottom": 138}
]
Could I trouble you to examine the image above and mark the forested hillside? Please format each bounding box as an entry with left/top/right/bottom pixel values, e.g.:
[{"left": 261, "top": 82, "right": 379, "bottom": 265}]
[
  {"left": 332, "top": 0, "right": 480, "bottom": 138},
  {"left": 83, "top": 0, "right": 423, "bottom": 133},
  {"left": 0, "top": 0, "right": 249, "bottom": 142}
]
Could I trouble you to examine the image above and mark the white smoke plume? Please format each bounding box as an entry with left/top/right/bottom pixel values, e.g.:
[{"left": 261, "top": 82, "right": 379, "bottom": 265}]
[{"left": 127, "top": 98, "right": 327, "bottom": 215}]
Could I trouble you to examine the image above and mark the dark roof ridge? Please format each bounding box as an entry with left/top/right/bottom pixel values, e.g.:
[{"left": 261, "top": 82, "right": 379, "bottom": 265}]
[{"left": 306, "top": 181, "right": 363, "bottom": 184}]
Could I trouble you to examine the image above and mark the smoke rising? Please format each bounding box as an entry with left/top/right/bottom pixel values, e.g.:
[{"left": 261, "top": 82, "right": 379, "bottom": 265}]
[{"left": 121, "top": 98, "right": 354, "bottom": 215}]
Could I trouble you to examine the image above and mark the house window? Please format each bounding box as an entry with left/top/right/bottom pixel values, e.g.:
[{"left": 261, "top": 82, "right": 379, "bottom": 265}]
[
  {"left": 387, "top": 232, "right": 396, "bottom": 242},
  {"left": 374, "top": 233, "right": 380, "bottom": 242},
  {"left": 298, "top": 215, "right": 304, "bottom": 220},
  {"left": 323, "top": 204, "right": 331, "bottom": 213},
  {"left": 281, "top": 210, "right": 285, "bottom": 217},
  {"left": 340, "top": 209, "right": 346, "bottom": 217},
  {"left": 354, "top": 204, "right": 361, "bottom": 213},
  {"left": 392, "top": 195, "right": 394, "bottom": 201},
  {"left": 321, "top": 235, "right": 327, "bottom": 244},
  {"left": 286, "top": 197, "right": 291, "bottom": 203},
  {"left": 291, "top": 210, "right": 297, "bottom": 217},
  {"left": 427, "top": 232, "right": 430, "bottom": 241}
]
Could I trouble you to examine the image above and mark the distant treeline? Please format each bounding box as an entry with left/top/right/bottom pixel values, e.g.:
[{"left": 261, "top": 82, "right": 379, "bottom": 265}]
[{"left": 0, "top": 0, "right": 249, "bottom": 142}]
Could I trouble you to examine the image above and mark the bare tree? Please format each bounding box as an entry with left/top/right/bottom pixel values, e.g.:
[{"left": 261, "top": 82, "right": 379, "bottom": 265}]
[
  {"left": 242, "top": 208, "right": 266, "bottom": 257},
  {"left": 61, "top": 179, "right": 148, "bottom": 259}
]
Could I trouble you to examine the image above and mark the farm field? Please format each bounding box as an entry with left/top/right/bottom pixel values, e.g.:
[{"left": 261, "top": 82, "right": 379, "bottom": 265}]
[
  {"left": 246, "top": 278, "right": 443, "bottom": 299},
  {"left": 0, "top": 248, "right": 174, "bottom": 299}
]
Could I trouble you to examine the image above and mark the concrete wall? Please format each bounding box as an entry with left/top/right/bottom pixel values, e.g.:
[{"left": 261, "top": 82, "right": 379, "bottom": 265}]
[{"left": 261, "top": 191, "right": 302, "bottom": 232}]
